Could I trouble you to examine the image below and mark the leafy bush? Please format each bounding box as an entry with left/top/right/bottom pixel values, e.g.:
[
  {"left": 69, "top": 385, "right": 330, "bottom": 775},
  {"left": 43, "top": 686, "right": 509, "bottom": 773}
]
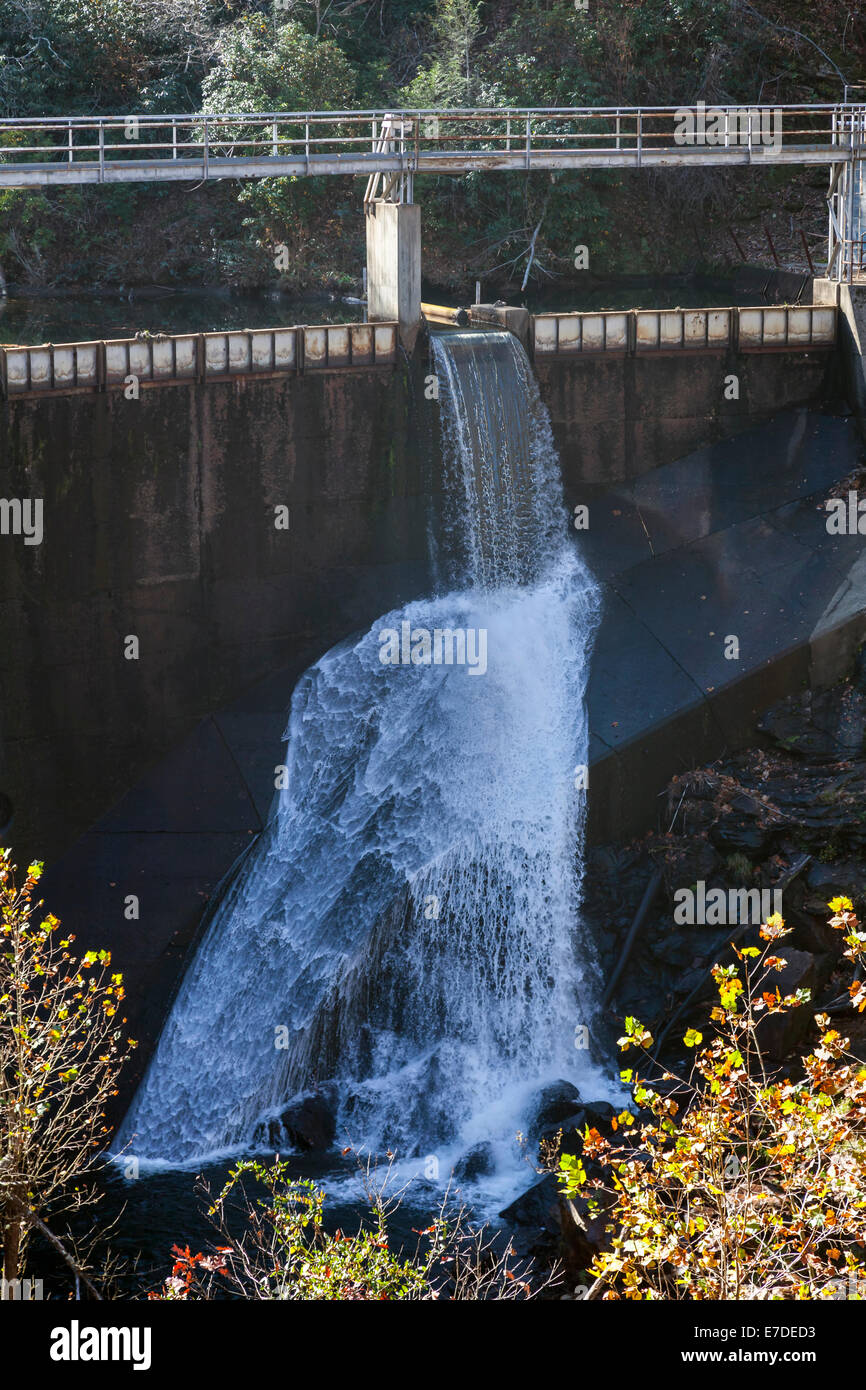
[
  {"left": 559, "top": 901, "right": 866, "bottom": 1299},
  {"left": 0, "top": 852, "right": 135, "bottom": 1296},
  {"left": 150, "top": 1155, "right": 541, "bottom": 1301}
]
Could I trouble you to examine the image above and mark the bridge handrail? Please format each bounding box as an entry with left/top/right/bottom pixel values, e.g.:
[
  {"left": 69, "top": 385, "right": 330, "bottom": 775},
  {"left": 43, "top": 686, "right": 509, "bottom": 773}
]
[
  {"left": 0, "top": 102, "right": 863, "bottom": 124},
  {"left": 0, "top": 103, "right": 862, "bottom": 165}
]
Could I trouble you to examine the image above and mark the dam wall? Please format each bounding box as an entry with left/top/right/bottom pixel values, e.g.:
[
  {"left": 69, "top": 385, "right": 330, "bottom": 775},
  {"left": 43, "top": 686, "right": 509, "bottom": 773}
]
[
  {"left": 0, "top": 366, "right": 433, "bottom": 860},
  {"left": 0, "top": 315, "right": 844, "bottom": 863},
  {"left": 536, "top": 341, "right": 838, "bottom": 485}
]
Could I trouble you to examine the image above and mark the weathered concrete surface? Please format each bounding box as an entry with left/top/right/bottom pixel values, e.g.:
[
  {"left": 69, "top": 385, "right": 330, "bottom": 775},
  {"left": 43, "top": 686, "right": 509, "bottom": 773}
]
[
  {"left": 365, "top": 201, "right": 422, "bottom": 351},
  {"left": 538, "top": 347, "right": 838, "bottom": 485},
  {"left": 584, "top": 407, "right": 866, "bottom": 840},
  {"left": 0, "top": 367, "right": 433, "bottom": 862},
  {"left": 39, "top": 405, "right": 866, "bottom": 1118},
  {"left": 42, "top": 668, "right": 296, "bottom": 1120},
  {"left": 814, "top": 278, "right": 866, "bottom": 436}
]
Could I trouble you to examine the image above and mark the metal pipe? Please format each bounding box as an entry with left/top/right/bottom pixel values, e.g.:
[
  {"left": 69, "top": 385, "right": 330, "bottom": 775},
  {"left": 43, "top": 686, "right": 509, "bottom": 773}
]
[
  {"left": 601, "top": 866, "right": 664, "bottom": 1011},
  {"left": 420, "top": 302, "right": 470, "bottom": 325}
]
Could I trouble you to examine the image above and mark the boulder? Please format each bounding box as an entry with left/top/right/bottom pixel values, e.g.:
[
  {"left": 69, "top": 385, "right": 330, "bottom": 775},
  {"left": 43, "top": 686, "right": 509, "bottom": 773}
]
[
  {"left": 277, "top": 1091, "right": 336, "bottom": 1152},
  {"left": 499, "top": 1174, "right": 561, "bottom": 1235},
  {"left": 753, "top": 946, "right": 817, "bottom": 1060},
  {"left": 453, "top": 1142, "right": 495, "bottom": 1182},
  {"left": 538, "top": 1110, "right": 587, "bottom": 1160},
  {"left": 559, "top": 1188, "right": 614, "bottom": 1275},
  {"left": 582, "top": 1099, "right": 617, "bottom": 1132},
  {"left": 710, "top": 808, "right": 779, "bottom": 861},
  {"left": 530, "top": 1080, "right": 582, "bottom": 1134}
]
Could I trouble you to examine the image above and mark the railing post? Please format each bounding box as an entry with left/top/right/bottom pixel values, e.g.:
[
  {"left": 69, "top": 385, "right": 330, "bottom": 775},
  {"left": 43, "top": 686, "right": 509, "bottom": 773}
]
[
  {"left": 272, "top": 120, "right": 278, "bottom": 158},
  {"left": 203, "top": 117, "right": 209, "bottom": 179},
  {"left": 172, "top": 118, "right": 177, "bottom": 160},
  {"left": 525, "top": 113, "right": 531, "bottom": 170},
  {"left": 67, "top": 120, "right": 73, "bottom": 164},
  {"left": 305, "top": 118, "right": 310, "bottom": 174},
  {"left": 636, "top": 109, "right": 642, "bottom": 166},
  {"left": 98, "top": 120, "right": 105, "bottom": 182},
  {"left": 847, "top": 111, "right": 856, "bottom": 283}
]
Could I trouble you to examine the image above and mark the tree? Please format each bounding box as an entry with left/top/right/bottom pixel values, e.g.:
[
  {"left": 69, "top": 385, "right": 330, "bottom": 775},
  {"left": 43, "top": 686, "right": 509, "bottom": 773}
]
[
  {"left": 400, "top": 0, "right": 485, "bottom": 109},
  {"left": 201, "top": 14, "right": 358, "bottom": 281},
  {"left": 0, "top": 852, "right": 136, "bottom": 1297}
]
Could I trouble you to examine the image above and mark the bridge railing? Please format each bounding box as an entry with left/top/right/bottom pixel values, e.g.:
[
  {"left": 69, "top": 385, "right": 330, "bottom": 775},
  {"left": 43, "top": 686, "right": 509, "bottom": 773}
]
[{"left": 0, "top": 104, "right": 861, "bottom": 178}]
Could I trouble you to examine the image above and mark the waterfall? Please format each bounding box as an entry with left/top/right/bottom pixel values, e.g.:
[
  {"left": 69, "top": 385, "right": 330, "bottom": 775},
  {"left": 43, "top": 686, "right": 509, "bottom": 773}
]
[{"left": 117, "top": 331, "right": 605, "bottom": 1179}]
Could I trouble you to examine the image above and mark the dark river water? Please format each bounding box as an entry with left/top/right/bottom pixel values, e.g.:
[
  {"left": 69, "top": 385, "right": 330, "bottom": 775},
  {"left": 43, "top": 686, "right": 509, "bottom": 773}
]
[{"left": 0, "top": 272, "right": 785, "bottom": 345}]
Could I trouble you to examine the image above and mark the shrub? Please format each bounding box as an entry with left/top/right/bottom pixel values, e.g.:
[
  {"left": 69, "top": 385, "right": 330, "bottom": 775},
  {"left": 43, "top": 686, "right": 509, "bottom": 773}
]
[
  {"left": 0, "top": 852, "right": 135, "bottom": 1297},
  {"left": 559, "top": 901, "right": 866, "bottom": 1299}
]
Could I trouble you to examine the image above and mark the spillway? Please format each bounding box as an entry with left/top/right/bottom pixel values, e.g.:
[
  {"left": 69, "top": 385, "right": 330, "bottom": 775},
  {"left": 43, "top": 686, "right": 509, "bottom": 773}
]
[{"left": 117, "top": 330, "right": 605, "bottom": 1177}]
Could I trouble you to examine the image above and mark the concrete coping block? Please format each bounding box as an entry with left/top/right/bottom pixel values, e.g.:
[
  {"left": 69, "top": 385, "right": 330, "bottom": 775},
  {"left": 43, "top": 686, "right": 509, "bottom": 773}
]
[
  {"left": 373, "top": 323, "right": 397, "bottom": 362},
  {"left": 738, "top": 307, "right": 764, "bottom": 346},
  {"left": 811, "top": 306, "right": 836, "bottom": 342},
  {"left": 227, "top": 332, "right": 252, "bottom": 373},
  {"left": 26, "top": 346, "right": 53, "bottom": 388},
  {"left": 2, "top": 321, "right": 396, "bottom": 395}
]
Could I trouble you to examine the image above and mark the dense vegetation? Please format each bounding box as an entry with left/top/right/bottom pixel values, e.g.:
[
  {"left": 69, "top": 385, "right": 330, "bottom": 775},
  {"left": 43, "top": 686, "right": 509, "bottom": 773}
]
[{"left": 0, "top": 0, "right": 861, "bottom": 295}]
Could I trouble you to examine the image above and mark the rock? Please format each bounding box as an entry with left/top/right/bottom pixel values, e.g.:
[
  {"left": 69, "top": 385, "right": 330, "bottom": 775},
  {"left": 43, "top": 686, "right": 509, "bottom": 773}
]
[
  {"left": 581, "top": 1099, "right": 617, "bottom": 1133},
  {"left": 499, "top": 1174, "right": 561, "bottom": 1234},
  {"left": 805, "top": 859, "right": 866, "bottom": 904},
  {"left": 852, "top": 645, "right": 866, "bottom": 695},
  {"left": 277, "top": 1091, "right": 336, "bottom": 1152},
  {"left": 661, "top": 838, "right": 722, "bottom": 899},
  {"left": 650, "top": 931, "right": 700, "bottom": 968},
  {"left": 453, "top": 1141, "right": 494, "bottom": 1182},
  {"left": 710, "top": 810, "right": 780, "bottom": 860},
  {"left": 759, "top": 686, "right": 866, "bottom": 762},
  {"left": 531, "top": 1080, "right": 582, "bottom": 1133},
  {"left": 753, "top": 946, "right": 817, "bottom": 1060},
  {"left": 538, "top": 1111, "right": 587, "bottom": 1160},
  {"left": 559, "top": 1188, "right": 615, "bottom": 1275}
]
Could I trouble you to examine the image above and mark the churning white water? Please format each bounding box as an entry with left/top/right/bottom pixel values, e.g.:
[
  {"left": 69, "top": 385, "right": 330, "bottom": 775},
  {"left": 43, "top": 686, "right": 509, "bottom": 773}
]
[{"left": 118, "top": 331, "right": 606, "bottom": 1180}]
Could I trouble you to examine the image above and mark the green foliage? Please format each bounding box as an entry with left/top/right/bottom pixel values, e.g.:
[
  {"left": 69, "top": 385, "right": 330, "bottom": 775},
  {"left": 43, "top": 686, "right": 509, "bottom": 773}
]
[
  {"left": 151, "top": 1155, "right": 536, "bottom": 1300},
  {"left": 157, "top": 1161, "right": 431, "bottom": 1300},
  {"left": 559, "top": 902, "right": 866, "bottom": 1299},
  {"left": 200, "top": 14, "right": 357, "bottom": 276},
  {"left": 401, "top": 0, "right": 486, "bottom": 108},
  {"left": 0, "top": 0, "right": 862, "bottom": 288},
  {"left": 201, "top": 13, "right": 356, "bottom": 115}
]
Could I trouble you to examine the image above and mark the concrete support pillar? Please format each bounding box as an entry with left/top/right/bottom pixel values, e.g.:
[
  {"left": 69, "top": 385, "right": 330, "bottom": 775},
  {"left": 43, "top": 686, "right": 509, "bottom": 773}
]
[
  {"left": 814, "top": 276, "right": 866, "bottom": 435},
  {"left": 365, "top": 202, "right": 421, "bottom": 353}
]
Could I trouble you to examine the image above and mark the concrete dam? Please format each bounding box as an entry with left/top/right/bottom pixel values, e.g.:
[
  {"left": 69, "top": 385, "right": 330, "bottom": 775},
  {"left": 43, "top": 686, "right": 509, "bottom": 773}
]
[{"left": 2, "top": 280, "right": 866, "bottom": 1175}]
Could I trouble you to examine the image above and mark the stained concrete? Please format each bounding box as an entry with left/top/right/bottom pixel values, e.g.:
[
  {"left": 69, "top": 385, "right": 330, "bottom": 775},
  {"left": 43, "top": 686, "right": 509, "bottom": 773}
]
[
  {"left": 0, "top": 366, "right": 434, "bottom": 861},
  {"left": 585, "top": 406, "right": 866, "bottom": 839},
  {"left": 538, "top": 345, "right": 838, "bottom": 485},
  {"left": 39, "top": 404, "right": 866, "bottom": 1112}
]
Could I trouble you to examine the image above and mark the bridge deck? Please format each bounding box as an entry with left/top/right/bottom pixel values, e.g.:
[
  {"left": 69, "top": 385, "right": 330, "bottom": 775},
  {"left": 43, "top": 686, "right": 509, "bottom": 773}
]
[
  {"left": 0, "top": 103, "right": 861, "bottom": 187},
  {"left": 0, "top": 144, "right": 850, "bottom": 187}
]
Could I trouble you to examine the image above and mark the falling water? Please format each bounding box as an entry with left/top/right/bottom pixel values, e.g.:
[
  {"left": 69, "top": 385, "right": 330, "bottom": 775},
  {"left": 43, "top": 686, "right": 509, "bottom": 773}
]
[{"left": 117, "top": 331, "right": 605, "bottom": 1179}]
